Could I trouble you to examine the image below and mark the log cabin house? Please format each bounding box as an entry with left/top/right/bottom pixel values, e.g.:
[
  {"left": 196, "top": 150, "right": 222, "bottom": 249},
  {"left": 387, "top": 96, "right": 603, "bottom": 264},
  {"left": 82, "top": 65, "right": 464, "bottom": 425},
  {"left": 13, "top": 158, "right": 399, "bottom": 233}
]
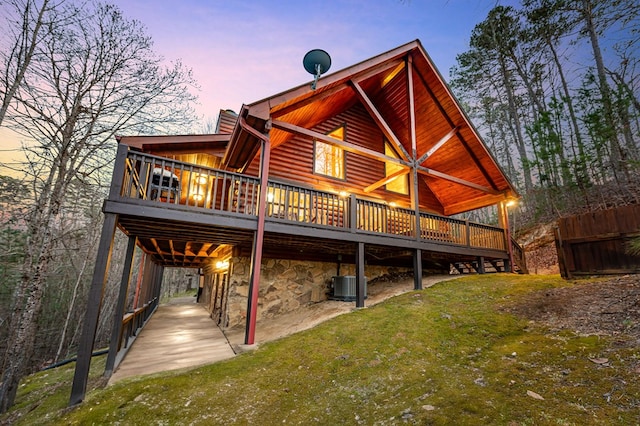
[{"left": 70, "top": 40, "right": 524, "bottom": 404}]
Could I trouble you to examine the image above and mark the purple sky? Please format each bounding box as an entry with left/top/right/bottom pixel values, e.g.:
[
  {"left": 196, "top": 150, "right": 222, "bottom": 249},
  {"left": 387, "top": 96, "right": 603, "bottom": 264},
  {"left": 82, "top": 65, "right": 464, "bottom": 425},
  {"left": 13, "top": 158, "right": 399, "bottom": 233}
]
[
  {"left": 1, "top": 0, "right": 512, "bottom": 172},
  {"left": 110, "top": 0, "right": 510, "bottom": 122}
]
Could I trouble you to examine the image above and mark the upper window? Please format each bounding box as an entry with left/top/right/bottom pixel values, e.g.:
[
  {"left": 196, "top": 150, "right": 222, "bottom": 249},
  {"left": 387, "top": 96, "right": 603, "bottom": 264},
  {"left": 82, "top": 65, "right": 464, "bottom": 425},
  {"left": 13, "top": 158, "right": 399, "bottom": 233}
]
[
  {"left": 385, "top": 142, "right": 408, "bottom": 194},
  {"left": 314, "top": 126, "right": 345, "bottom": 179}
]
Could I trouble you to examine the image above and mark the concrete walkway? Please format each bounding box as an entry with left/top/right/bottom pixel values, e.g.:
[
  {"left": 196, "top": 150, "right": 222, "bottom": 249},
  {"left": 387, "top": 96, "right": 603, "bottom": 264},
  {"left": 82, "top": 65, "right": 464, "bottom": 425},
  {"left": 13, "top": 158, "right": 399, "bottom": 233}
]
[{"left": 108, "top": 296, "right": 236, "bottom": 384}]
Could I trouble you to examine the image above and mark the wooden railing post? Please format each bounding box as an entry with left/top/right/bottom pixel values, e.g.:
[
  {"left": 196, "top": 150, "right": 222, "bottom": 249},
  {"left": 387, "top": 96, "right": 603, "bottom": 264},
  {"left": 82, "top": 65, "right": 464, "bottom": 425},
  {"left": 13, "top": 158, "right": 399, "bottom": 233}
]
[
  {"left": 349, "top": 194, "right": 357, "bottom": 233},
  {"left": 109, "top": 144, "right": 129, "bottom": 200},
  {"left": 465, "top": 219, "right": 471, "bottom": 247}
]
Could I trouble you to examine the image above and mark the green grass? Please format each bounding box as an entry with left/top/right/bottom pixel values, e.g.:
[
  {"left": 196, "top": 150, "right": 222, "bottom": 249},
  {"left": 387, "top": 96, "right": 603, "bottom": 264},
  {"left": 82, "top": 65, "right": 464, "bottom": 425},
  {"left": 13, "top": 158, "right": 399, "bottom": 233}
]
[{"left": 3, "top": 274, "right": 639, "bottom": 425}]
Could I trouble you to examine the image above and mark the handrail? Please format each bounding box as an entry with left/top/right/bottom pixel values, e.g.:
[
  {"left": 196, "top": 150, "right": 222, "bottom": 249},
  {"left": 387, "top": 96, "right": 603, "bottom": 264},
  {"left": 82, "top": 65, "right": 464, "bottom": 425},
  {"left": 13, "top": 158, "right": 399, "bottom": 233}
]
[
  {"left": 116, "top": 149, "right": 508, "bottom": 252},
  {"left": 121, "top": 151, "right": 261, "bottom": 214},
  {"left": 116, "top": 302, "right": 155, "bottom": 353},
  {"left": 510, "top": 237, "right": 528, "bottom": 273}
]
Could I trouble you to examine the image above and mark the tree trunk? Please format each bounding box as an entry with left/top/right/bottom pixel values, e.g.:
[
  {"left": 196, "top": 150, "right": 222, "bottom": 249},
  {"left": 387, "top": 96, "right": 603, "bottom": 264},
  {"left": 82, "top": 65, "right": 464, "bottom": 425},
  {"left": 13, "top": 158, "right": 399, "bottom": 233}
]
[
  {"left": 498, "top": 56, "right": 533, "bottom": 190},
  {"left": 581, "top": 0, "right": 626, "bottom": 179},
  {"left": 0, "top": 198, "right": 58, "bottom": 412}
]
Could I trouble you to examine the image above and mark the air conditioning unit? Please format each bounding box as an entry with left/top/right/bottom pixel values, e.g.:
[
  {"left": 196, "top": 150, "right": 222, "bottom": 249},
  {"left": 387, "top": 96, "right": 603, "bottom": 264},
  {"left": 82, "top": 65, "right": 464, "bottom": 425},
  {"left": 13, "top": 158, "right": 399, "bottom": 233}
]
[{"left": 330, "top": 276, "right": 367, "bottom": 301}]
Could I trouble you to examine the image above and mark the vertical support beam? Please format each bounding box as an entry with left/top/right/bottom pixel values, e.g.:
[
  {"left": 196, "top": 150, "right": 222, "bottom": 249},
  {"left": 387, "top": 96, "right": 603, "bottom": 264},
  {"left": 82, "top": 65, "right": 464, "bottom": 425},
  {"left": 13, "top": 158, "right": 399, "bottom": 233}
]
[
  {"left": 355, "top": 242, "right": 365, "bottom": 308},
  {"left": 132, "top": 253, "right": 146, "bottom": 309},
  {"left": 140, "top": 261, "right": 152, "bottom": 307},
  {"left": 407, "top": 55, "right": 421, "bottom": 240},
  {"left": 152, "top": 265, "right": 164, "bottom": 309},
  {"left": 245, "top": 136, "right": 271, "bottom": 345},
  {"left": 498, "top": 201, "right": 514, "bottom": 273},
  {"left": 413, "top": 249, "right": 423, "bottom": 290},
  {"left": 477, "top": 256, "right": 486, "bottom": 274},
  {"left": 70, "top": 213, "right": 118, "bottom": 406},
  {"left": 104, "top": 236, "right": 137, "bottom": 376}
]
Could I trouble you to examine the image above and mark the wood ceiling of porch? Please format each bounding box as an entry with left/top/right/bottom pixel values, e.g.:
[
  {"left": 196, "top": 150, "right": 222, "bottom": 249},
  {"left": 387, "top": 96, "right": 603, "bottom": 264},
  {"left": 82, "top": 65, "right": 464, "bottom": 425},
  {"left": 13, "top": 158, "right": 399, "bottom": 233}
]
[{"left": 117, "top": 214, "right": 481, "bottom": 270}]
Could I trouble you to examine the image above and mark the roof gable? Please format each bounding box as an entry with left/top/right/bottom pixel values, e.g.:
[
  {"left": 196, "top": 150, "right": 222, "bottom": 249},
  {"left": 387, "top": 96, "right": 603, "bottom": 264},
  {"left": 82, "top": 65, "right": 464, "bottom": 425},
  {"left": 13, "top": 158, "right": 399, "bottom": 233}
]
[{"left": 225, "top": 39, "right": 517, "bottom": 214}]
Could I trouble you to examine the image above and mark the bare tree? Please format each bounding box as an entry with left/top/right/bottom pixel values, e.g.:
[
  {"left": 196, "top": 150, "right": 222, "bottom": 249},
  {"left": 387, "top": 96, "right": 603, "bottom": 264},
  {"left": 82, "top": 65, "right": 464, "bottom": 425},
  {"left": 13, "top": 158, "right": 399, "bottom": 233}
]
[
  {"left": 0, "top": 0, "right": 63, "bottom": 127},
  {"left": 0, "top": 0, "right": 198, "bottom": 412}
]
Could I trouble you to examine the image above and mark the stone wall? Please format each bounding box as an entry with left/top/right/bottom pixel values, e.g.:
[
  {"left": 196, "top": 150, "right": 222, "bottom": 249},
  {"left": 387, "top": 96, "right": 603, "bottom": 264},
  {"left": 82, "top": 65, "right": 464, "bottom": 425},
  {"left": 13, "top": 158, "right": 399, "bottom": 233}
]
[{"left": 224, "top": 256, "right": 411, "bottom": 328}]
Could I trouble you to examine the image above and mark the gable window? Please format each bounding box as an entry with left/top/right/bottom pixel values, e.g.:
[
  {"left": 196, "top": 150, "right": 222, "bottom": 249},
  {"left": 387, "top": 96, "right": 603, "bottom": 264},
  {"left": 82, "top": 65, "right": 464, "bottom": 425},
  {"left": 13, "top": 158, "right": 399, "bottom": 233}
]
[
  {"left": 314, "top": 125, "right": 345, "bottom": 179},
  {"left": 385, "top": 142, "right": 408, "bottom": 194}
]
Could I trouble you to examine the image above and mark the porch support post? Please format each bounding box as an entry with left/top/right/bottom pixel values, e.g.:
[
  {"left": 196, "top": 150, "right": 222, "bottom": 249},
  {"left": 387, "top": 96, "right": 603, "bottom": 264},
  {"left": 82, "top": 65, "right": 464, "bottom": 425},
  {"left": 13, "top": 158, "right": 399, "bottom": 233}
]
[
  {"left": 477, "top": 256, "right": 486, "bottom": 274},
  {"left": 407, "top": 54, "right": 421, "bottom": 240},
  {"left": 355, "top": 242, "right": 366, "bottom": 308},
  {"left": 245, "top": 134, "right": 271, "bottom": 345},
  {"left": 498, "top": 201, "right": 514, "bottom": 273},
  {"left": 153, "top": 265, "right": 164, "bottom": 309},
  {"left": 413, "top": 249, "right": 423, "bottom": 290},
  {"left": 105, "top": 236, "right": 137, "bottom": 377},
  {"left": 70, "top": 213, "right": 118, "bottom": 406}
]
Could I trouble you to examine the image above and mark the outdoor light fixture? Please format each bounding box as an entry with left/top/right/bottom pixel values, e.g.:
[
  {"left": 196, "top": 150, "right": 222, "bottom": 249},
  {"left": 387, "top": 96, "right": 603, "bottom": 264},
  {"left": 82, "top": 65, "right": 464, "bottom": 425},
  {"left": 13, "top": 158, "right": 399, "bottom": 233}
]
[
  {"left": 194, "top": 174, "right": 208, "bottom": 185},
  {"left": 215, "top": 260, "right": 229, "bottom": 269},
  {"left": 339, "top": 190, "right": 349, "bottom": 197},
  {"left": 505, "top": 198, "right": 517, "bottom": 208}
]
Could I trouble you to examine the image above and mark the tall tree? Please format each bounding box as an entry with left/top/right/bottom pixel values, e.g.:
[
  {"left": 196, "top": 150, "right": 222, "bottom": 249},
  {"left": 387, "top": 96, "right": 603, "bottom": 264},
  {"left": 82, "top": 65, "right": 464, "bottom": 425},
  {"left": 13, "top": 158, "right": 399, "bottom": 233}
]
[
  {"left": 0, "top": 0, "right": 62, "bottom": 127},
  {"left": 567, "top": 0, "right": 640, "bottom": 180},
  {"left": 523, "top": 0, "right": 590, "bottom": 188},
  {"left": 0, "top": 0, "right": 197, "bottom": 412}
]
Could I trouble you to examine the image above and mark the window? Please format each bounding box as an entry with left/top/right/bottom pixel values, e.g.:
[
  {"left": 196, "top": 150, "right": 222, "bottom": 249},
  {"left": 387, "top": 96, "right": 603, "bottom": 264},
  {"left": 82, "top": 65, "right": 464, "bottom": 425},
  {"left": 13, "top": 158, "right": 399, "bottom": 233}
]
[
  {"left": 314, "top": 126, "right": 345, "bottom": 179},
  {"left": 385, "top": 142, "right": 408, "bottom": 194}
]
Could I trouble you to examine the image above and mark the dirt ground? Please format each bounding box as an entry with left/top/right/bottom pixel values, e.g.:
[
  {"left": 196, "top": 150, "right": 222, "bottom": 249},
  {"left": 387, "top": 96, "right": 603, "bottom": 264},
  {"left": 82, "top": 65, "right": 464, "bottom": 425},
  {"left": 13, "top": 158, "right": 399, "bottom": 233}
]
[
  {"left": 516, "top": 233, "right": 640, "bottom": 343},
  {"left": 505, "top": 273, "right": 640, "bottom": 343}
]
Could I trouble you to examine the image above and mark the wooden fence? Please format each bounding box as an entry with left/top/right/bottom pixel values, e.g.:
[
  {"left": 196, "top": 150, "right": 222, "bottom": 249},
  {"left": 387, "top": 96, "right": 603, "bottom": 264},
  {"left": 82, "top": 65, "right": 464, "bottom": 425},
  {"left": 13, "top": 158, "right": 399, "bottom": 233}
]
[{"left": 554, "top": 204, "right": 640, "bottom": 278}]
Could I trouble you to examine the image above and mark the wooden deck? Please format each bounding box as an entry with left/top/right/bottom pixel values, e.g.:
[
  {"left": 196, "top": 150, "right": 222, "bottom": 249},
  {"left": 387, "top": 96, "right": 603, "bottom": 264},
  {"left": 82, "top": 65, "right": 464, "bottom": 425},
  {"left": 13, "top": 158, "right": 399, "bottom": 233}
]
[
  {"left": 108, "top": 297, "right": 235, "bottom": 383},
  {"left": 105, "top": 147, "right": 515, "bottom": 269}
]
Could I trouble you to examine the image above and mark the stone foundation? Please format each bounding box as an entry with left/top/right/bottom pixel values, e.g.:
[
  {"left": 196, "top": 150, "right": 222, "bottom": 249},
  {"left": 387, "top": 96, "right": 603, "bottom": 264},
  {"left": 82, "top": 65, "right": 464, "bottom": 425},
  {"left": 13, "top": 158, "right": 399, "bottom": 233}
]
[{"left": 224, "top": 257, "right": 411, "bottom": 328}]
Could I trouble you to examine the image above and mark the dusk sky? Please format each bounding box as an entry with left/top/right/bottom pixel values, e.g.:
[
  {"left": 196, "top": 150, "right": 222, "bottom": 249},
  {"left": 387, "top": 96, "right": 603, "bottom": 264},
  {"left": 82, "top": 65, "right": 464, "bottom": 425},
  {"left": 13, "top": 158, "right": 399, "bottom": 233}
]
[
  {"left": 1, "top": 0, "right": 513, "bottom": 172},
  {"left": 110, "top": 0, "right": 511, "bottom": 121}
]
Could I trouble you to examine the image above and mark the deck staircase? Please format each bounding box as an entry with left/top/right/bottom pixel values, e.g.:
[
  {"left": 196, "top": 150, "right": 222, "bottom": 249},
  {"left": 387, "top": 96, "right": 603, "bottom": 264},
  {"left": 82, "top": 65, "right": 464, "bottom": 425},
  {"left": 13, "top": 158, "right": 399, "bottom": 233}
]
[{"left": 452, "top": 237, "right": 528, "bottom": 275}]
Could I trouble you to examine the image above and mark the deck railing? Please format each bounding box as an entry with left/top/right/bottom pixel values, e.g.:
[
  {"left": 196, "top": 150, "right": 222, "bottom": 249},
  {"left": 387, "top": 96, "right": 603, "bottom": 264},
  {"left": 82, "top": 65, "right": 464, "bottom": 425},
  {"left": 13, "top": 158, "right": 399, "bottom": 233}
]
[{"left": 118, "top": 149, "right": 507, "bottom": 252}]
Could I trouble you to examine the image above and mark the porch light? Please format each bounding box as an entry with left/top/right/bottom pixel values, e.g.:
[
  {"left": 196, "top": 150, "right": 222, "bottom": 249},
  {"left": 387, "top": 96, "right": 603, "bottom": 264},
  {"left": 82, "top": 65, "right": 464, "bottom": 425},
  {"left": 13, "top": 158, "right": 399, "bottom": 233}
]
[
  {"left": 505, "top": 198, "right": 517, "bottom": 208},
  {"left": 267, "top": 192, "right": 275, "bottom": 202},
  {"left": 194, "top": 174, "right": 208, "bottom": 185},
  {"left": 339, "top": 190, "right": 349, "bottom": 197},
  {"left": 389, "top": 202, "right": 397, "bottom": 208},
  {"left": 215, "top": 260, "right": 229, "bottom": 269},
  {"left": 191, "top": 184, "right": 205, "bottom": 202}
]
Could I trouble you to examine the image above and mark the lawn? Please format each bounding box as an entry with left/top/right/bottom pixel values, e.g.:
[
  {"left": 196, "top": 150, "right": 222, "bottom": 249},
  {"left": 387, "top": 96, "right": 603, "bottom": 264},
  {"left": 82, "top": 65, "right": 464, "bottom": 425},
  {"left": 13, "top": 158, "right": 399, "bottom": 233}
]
[{"left": 3, "top": 274, "right": 639, "bottom": 425}]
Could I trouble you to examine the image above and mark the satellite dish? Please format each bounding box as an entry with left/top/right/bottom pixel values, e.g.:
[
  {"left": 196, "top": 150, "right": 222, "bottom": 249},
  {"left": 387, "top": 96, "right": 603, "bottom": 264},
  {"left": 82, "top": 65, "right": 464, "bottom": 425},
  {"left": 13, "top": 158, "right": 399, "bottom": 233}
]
[{"left": 303, "top": 49, "right": 331, "bottom": 90}]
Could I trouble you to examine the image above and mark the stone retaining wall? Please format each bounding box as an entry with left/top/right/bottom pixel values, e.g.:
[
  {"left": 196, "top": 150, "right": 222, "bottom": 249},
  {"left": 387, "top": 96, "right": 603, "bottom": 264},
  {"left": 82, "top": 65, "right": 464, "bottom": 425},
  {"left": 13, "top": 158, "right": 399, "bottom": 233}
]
[{"left": 224, "top": 256, "right": 411, "bottom": 328}]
